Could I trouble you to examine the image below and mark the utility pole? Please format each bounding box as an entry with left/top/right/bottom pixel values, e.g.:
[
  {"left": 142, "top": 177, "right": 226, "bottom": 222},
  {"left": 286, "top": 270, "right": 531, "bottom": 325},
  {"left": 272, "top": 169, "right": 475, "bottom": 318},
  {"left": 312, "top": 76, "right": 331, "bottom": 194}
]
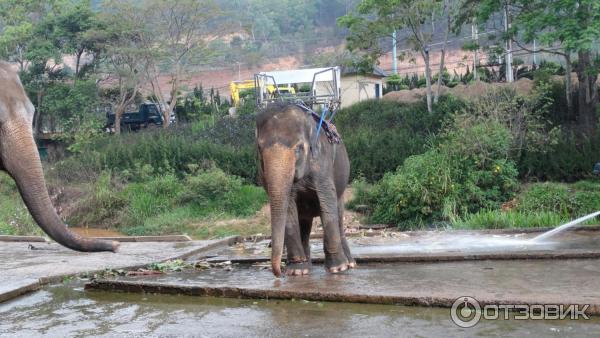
[
  {"left": 392, "top": 30, "right": 398, "bottom": 74},
  {"left": 533, "top": 39, "right": 537, "bottom": 66},
  {"left": 472, "top": 20, "right": 479, "bottom": 81},
  {"left": 504, "top": 3, "right": 514, "bottom": 82}
]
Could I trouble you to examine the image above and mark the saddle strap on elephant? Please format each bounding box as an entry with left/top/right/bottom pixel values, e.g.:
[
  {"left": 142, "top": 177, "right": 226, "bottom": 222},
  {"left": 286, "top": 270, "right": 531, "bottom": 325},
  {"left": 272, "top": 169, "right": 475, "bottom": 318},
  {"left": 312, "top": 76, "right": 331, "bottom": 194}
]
[{"left": 295, "top": 103, "right": 341, "bottom": 144}]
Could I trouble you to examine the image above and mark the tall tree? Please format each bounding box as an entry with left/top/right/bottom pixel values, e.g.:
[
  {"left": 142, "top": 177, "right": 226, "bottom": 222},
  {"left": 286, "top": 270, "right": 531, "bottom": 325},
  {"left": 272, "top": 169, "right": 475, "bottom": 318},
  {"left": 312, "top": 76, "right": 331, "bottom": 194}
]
[
  {"left": 98, "top": 0, "right": 151, "bottom": 134},
  {"left": 339, "top": 0, "right": 444, "bottom": 113},
  {"left": 51, "top": 2, "right": 106, "bottom": 80},
  {"left": 517, "top": 0, "right": 600, "bottom": 137},
  {"left": 0, "top": 0, "right": 53, "bottom": 71},
  {"left": 144, "top": 0, "right": 221, "bottom": 128},
  {"left": 0, "top": 0, "right": 70, "bottom": 134},
  {"left": 434, "top": 0, "right": 454, "bottom": 103},
  {"left": 458, "top": 0, "right": 600, "bottom": 138}
]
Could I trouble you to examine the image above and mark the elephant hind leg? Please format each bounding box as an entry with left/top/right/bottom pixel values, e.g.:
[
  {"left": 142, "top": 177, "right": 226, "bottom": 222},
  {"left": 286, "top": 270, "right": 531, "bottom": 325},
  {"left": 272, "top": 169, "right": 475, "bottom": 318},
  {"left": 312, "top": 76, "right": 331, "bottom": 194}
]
[
  {"left": 299, "top": 216, "right": 313, "bottom": 266},
  {"left": 338, "top": 197, "right": 356, "bottom": 268}
]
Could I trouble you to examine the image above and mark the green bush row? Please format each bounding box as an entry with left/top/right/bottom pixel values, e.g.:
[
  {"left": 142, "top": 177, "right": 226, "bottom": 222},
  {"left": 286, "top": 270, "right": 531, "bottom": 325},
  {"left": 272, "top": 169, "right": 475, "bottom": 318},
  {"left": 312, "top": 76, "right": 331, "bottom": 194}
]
[
  {"left": 353, "top": 117, "right": 519, "bottom": 228},
  {"left": 52, "top": 114, "right": 258, "bottom": 183},
  {"left": 335, "top": 96, "right": 464, "bottom": 181},
  {"left": 68, "top": 167, "right": 267, "bottom": 236}
]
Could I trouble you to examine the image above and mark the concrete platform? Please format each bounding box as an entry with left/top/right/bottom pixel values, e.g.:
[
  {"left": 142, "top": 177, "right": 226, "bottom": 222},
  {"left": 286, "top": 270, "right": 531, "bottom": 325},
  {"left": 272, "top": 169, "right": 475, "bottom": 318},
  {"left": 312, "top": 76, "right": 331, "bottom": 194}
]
[
  {"left": 191, "top": 230, "right": 600, "bottom": 264},
  {"left": 87, "top": 258, "right": 600, "bottom": 315},
  {"left": 0, "top": 238, "right": 236, "bottom": 303}
]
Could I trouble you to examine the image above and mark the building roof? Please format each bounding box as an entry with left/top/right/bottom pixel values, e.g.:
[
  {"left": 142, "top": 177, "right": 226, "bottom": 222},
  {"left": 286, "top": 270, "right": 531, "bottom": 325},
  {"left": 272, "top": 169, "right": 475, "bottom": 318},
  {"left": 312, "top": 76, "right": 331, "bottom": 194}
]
[{"left": 258, "top": 67, "right": 340, "bottom": 85}]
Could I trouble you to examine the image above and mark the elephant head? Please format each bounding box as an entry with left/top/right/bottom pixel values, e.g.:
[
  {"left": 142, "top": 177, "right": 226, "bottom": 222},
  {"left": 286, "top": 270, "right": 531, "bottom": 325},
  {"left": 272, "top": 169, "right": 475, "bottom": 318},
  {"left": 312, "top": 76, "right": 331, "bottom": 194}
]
[
  {"left": 256, "top": 104, "right": 313, "bottom": 277},
  {"left": 0, "top": 62, "right": 118, "bottom": 252}
]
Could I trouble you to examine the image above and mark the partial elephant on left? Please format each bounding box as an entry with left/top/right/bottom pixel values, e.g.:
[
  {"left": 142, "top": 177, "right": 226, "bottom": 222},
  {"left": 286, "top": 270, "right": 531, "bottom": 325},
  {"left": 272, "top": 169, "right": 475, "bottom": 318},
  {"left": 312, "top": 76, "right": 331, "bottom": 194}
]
[{"left": 0, "top": 61, "right": 118, "bottom": 252}]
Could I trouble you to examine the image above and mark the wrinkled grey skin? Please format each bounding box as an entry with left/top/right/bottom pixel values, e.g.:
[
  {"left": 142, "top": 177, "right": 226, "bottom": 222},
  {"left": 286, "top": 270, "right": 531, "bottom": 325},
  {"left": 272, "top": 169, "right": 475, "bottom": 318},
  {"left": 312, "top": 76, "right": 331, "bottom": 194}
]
[
  {"left": 0, "top": 62, "right": 118, "bottom": 252},
  {"left": 256, "top": 103, "right": 354, "bottom": 277}
]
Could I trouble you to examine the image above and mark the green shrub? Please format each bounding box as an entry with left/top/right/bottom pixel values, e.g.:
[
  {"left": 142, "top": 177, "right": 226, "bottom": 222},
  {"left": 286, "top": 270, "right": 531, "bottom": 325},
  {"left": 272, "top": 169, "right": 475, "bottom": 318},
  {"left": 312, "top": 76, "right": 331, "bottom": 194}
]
[
  {"left": 122, "top": 173, "right": 183, "bottom": 225},
  {"left": 516, "top": 182, "right": 600, "bottom": 217},
  {"left": 0, "top": 173, "right": 40, "bottom": 236},
  {"left": 515, "top": 79, "right": 600, "bottom": 181},
  {"left": 179, "top": 167, "right": 266, "bottom": 217},
  {"left": 68, "top": 171, "right": 127, "bottom": 227},
  {"left": 518, "top": 131, "right": 600, "bottom": 181},
  {"left": 357, "top": 118, "right": 519, "bottom": 228},
  {"left": 335, "top": 96, "right": 464, "bottom": 181},
  {"left": 368, "top": 149, "right": 457, "bottom": 227},
  {"left": 455, "top": 180, "right": 600, "bottom": 230},
  {"left": 179, "top": 167, "right": 242, "bottom": 206},
  {"left": 52, "top": 114, "right": 258, "bottom": 183},
  {"left": 455, "top": 210, "right": 564, "bottom": 229},
  {"left": 346, "top": 175, "right": 375, "bottom": 211}
]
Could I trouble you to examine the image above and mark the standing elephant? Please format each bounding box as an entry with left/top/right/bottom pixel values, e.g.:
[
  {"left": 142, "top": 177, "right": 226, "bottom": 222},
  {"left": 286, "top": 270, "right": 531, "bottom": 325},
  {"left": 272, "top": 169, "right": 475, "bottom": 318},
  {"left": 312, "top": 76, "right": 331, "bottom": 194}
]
[
  {"left": 256, "top": 103, "right": 354, "bottom": 277},
  {"left": 0, "top": 62, "right": 118, "bottom": 252}
]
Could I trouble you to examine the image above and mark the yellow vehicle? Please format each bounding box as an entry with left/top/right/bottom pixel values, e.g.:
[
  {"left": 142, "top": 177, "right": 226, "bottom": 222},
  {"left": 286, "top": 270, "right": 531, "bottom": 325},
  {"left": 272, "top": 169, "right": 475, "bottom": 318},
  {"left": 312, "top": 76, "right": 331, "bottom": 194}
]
[{"left": 230, "top": 80, "right": 295, "bottom": 107}]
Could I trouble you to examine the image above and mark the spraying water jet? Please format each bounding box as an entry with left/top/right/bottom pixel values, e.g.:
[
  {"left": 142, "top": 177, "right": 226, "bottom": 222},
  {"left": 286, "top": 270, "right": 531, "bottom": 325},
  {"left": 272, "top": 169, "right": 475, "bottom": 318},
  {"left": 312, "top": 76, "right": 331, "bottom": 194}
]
[{"left": 531, "top": 211, "right": 600, "bottom": 242}]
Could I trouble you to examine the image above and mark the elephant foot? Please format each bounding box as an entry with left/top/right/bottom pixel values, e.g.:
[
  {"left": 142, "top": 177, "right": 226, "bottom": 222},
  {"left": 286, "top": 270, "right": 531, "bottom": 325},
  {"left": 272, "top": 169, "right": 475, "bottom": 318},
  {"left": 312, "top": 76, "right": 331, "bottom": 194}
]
[
  {"left": 325, "top": 253, "right": 352, "bottom": 274},
  {"left": 286, "top": 261, "right": 310, "bottom": 276},
  {"left": 346, "top": 254, "right": 357, "bottom": 269}
]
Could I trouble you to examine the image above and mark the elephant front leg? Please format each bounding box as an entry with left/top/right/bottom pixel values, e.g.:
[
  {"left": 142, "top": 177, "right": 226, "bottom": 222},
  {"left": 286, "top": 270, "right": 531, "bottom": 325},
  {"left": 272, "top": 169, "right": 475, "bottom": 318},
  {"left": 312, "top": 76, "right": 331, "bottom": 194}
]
[
  {"left": 318, "top": 182, "right": 350, "bottom": 273},
  {"left": 284, "top": 201, "right": 309, "bottom": 276},
  {"left": 338, "top": 197, "right": 356, "bottom": 268}
]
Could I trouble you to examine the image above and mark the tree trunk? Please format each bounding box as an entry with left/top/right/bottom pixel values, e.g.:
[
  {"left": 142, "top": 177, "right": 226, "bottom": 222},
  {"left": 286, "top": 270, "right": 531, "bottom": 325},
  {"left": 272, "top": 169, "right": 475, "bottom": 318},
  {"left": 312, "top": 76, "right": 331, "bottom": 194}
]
[
  {"left": 164, "top": 73, "right": 179, "bottom": 128},
  {"left": 575, "top": 50, "right": 599, "bottom": 139},
  {"left": 565, "top": 54, "right": 573, "bottom": 118},
  {"left": 75, "top": 49, "right": 84, "bottom": 82},
  {"left": 114, "top": 105, "right": 123, "bottom": 134},
  {"left": 423, "top": 49, "right": 433, "bottom": 113},
  {"left": 435, "top": 3, "right": 450, "bottom": 104},
  {"left": 33, "top": 90, "right": 44, "bottom": 136}
]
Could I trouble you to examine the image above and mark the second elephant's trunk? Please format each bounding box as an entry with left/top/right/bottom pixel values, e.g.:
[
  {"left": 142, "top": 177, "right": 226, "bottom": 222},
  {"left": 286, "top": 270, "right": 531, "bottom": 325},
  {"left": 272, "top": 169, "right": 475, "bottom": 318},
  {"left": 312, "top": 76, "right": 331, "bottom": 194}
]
[
  {"left": 1, "top": 120, "right": 119, "bottom": 252},
  {"left": 262, "top": 145, "right": 295, "bottom": 277}
]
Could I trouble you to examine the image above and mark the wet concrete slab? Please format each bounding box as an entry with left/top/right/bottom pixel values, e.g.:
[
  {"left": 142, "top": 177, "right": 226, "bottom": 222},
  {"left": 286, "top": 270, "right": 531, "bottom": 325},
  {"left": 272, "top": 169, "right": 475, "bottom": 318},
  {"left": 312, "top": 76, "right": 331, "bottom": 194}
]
[
  {"left": 88, "top": 258, "right": 600, "bottom": 315},
  {"left": 0, "top": 238, "right": 235, "bottom": 303},
  {"left": 5, "top": 282, "right": 600, "bottom": 337},
  {"left": 192, "top": 230, "right": 600, "bottom": 264}
]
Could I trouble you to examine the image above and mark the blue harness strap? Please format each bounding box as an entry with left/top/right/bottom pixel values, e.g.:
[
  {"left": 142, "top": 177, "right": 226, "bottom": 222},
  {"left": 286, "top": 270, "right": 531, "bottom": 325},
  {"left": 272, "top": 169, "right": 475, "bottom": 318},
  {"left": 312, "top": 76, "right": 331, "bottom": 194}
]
[
  {"left": 315, "top": 107, "right": 327, "bottom": 143},
  {"left": 295, "top": 103, "right": 341, "bottom": 145}
]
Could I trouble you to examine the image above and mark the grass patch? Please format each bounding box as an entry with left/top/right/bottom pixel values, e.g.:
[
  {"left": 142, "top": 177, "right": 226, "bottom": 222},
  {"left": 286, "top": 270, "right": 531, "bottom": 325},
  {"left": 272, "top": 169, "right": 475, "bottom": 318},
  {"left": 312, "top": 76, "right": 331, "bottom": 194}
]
[
  {"left": 0, "top": 172, "right": 41, "bottom": 236},
  {"left": 454, "top": 180, "right": 600, "bottom": 230},
  {"left": 454, "top": 210, "right": 564, "bottom": 229},
  {"left": 65, "top": 167, "right": 268, "bottom": 239}
]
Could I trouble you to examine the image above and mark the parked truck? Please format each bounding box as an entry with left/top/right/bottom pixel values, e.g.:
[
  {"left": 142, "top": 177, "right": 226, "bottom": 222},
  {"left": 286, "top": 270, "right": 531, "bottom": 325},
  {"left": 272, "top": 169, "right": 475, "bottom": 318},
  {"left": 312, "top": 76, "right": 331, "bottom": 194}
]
[{"left": 105, "top": 103, "right": 166, "bottom": 132}]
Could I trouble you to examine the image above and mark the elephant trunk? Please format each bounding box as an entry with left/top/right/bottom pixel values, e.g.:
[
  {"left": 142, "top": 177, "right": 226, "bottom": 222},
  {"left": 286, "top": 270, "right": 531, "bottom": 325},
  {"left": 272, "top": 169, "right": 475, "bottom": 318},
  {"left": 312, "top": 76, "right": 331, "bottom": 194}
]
[
  {"left": 0, "top": 120, "right": 119, "bottom": 252},
  {"left": 262, "top": 145, "right": 295, "bottom": 277}
]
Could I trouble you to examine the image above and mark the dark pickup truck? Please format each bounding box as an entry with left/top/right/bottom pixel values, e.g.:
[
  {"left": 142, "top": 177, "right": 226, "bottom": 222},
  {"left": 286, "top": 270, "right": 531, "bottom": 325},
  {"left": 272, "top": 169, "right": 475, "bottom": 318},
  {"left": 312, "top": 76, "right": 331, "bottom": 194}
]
[{"left": 105, "top": 103, "right": 164, "bottom": 132}]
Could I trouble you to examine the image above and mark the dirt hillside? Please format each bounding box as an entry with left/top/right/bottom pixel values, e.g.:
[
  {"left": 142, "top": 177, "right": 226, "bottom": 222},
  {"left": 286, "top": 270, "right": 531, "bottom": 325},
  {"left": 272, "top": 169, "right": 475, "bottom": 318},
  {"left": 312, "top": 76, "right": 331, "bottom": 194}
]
[{"left": 383, "top": 78, "right": 535, "bottom": 103}]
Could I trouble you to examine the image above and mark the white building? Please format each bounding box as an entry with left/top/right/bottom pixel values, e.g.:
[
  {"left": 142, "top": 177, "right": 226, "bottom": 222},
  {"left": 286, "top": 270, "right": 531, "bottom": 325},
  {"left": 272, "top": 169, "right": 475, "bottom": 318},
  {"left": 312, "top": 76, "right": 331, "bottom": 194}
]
[{"left": 340, "top": 66, "right": 387, "bottom": 108}]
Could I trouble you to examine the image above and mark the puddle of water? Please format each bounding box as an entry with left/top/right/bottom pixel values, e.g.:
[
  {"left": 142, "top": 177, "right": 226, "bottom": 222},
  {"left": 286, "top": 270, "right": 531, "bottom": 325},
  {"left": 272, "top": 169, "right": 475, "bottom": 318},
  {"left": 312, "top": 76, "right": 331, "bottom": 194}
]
[
  {"left": 1, "top": 281, "right": 599, "bottom": 337},
  {"left": 205, "top": 231, "right": 600, "bottom": 261}
]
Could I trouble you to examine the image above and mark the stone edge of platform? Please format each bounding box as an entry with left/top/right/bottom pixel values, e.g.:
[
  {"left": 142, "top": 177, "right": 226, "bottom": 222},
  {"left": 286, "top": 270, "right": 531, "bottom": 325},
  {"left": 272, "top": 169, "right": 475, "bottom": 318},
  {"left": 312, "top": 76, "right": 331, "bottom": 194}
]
[{"left": 85, "top": 279, "right": 600, "bottom": 316}]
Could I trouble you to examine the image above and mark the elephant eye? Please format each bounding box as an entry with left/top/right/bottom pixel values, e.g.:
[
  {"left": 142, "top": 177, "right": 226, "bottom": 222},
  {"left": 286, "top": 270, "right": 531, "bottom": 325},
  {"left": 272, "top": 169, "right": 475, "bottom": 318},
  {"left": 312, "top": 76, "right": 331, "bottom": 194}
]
[{"left": 295, "top": 144, "right": 304, "bottom": 154}]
